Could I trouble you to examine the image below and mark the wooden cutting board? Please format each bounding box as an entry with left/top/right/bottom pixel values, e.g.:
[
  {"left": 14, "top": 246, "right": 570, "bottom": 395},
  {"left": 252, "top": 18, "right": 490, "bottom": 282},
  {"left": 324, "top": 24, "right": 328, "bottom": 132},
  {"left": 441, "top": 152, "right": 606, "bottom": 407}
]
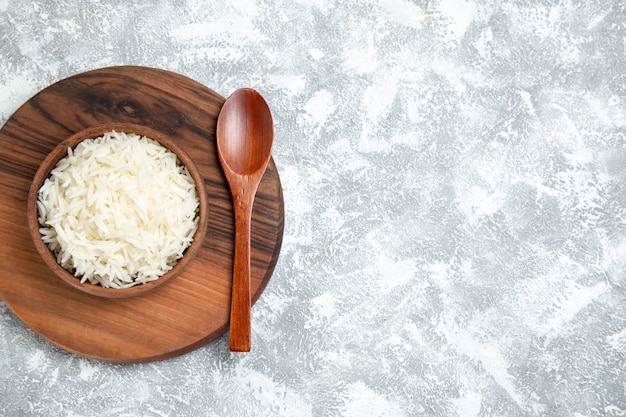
[{"left": 0, "top": 66, "right": 284, "bottom": 363}]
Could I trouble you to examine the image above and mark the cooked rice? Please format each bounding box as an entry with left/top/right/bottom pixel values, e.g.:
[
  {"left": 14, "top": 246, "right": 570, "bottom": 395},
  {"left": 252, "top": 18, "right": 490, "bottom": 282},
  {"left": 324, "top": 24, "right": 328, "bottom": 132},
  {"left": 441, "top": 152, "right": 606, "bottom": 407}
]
[{"left": 37, "top": 130, "right": 200, "bottom": 288}]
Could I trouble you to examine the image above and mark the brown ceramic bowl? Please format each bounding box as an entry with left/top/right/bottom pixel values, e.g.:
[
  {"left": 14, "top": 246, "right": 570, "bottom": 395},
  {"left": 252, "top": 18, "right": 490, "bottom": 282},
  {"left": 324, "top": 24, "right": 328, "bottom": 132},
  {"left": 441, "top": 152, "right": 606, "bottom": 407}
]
[{"left": 26, "top": 123, "right": 209, "bottom": 298}]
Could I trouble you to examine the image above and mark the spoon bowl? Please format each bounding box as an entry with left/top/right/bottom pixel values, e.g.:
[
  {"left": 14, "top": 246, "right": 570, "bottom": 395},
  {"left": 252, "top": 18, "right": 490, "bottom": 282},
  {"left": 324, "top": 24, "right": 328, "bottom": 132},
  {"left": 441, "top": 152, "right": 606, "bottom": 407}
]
[{"left": 217, "top": 92, "right": 274, "bottom": 176}]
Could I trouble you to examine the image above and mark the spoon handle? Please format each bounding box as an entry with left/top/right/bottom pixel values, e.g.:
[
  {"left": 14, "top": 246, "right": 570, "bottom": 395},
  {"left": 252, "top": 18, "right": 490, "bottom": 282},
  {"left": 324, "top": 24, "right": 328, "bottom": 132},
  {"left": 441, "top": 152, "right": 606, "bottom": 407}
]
[{"left": 229, "top": 190, "right": 254, "bottom": 352}]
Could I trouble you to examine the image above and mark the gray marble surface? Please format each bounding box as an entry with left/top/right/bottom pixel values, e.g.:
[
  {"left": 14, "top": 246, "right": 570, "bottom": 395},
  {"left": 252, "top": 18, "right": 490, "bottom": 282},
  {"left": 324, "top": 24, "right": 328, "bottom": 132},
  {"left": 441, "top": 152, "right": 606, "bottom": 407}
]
[{"left": 1, "top": 0, "right": 626, "bottom": 416}]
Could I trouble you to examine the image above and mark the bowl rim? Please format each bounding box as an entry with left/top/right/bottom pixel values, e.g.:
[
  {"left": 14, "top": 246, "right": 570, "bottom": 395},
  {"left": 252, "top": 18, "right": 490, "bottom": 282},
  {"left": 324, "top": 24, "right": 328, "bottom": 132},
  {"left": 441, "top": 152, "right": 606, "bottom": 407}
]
[{"left": 26, "top": 122, "right": 209, "bottom": 298}]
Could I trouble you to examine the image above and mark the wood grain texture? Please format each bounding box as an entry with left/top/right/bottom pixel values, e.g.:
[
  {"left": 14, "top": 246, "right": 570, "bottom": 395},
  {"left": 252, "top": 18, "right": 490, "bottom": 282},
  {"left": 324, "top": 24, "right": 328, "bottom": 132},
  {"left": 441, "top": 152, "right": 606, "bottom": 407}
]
[{"left": 0, "top": 66, "right": 284, "bottom": 363}]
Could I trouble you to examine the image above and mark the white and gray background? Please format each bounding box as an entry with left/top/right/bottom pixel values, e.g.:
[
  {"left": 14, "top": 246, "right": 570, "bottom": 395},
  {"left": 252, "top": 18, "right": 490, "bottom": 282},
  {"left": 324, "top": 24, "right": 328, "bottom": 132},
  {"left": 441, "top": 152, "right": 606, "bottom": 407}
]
[{"left": 1, "top": 0, "right": 625, "bottom": 416}]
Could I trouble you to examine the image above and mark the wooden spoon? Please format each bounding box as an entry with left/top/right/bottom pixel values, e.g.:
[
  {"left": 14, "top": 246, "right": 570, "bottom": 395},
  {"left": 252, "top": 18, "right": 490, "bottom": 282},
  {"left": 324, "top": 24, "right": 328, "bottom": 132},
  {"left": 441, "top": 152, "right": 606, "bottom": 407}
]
[{"left": 216, "top": 88, "right": 274, "bottom": 352}]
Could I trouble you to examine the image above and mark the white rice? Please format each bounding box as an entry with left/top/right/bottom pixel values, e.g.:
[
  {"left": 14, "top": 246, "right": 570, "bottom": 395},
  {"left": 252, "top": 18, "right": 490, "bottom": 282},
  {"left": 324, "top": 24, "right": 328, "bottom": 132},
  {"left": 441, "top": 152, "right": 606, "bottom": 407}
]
[{"left": 37, "top": 130, "right": 200, "bottom": 288}]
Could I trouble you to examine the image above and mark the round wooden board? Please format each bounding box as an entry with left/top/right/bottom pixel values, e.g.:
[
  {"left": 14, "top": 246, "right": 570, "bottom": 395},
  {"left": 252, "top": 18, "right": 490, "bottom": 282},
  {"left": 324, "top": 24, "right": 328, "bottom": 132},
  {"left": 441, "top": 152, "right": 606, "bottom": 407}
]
[{"left": 0, "top": 66, "right": 284, "bottom": 363}]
